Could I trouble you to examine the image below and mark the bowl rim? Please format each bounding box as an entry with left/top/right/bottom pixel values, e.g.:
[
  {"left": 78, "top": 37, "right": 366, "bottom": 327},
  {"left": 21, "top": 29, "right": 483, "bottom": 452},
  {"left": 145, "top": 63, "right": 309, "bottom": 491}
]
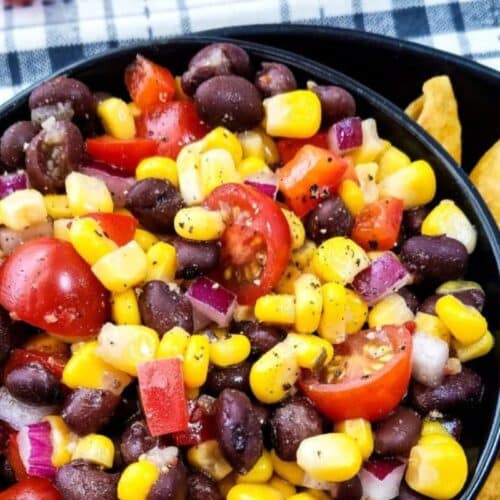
[{"left": 0, "top": 34, "right": 498, "bottom": 498}]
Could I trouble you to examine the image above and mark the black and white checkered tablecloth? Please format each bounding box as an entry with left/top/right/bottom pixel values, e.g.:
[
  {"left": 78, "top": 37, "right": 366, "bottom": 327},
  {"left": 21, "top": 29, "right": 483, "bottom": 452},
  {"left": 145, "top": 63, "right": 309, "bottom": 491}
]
[{"left": 1, "top": 0, "right": 499, "bottom": 104}]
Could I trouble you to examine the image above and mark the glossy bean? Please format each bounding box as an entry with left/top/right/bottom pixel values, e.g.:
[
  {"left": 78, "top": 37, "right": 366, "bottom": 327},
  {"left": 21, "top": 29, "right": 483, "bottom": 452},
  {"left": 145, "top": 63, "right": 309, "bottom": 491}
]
[
  {"left": 419, "top": 288, "right": 485, "bottom": 315},
  {"left": 397, "top": 287, "right": 419, "bottom": 314},
  {"left": 172, "top": 237, "right": 220, "bottom": 280},
  {"left": 120, "top": 418, "right": 158, "bottom": 465},
  {"left": 254, "top": 62, "right": 297, "bottom": 97},
  {"left": 311, "top": 85, "right": 356, "bottom": 126},
  {"left": 205, "top": 361, "right": 251, "bottom": 396},
  {"left": 439, "top": 417, "right": 463, "bottom": 441},
  {"left": 0, "top": 121, "right": 39, "bottom": 171},
  {"left": 187, "top": 471, "right": 223, "bottom": 500},
  {"left": 0, "top": 306, "right": 13, "bottom": 364},
  {"left": 147, "top": 461, "right": 187, "bottom": 500},
  {"left": 232, "top": 321, "right": 285, "bottom": 357},
  {"left": 403, "top": 206, "right": 430, "bottom": 237},
  {"left": 337, "top": 475, "right": 363, "bottom": 500}
]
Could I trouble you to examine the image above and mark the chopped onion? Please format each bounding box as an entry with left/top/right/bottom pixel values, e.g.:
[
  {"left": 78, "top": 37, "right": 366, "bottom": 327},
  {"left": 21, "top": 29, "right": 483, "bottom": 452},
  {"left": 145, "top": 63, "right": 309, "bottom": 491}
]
[
  {"left": 0, "top": 171, "right": 28, "bottom": 199},
  {"left": 244, "top": 172, "right": 278, "bottom": 199},
  {"left": 142, "top": 445, "right": 179, "bottom": 470},
  {"left": 352, "top": 252, "right": 412, "bottom": 306},
  {"left": 0, "top": 387, "right": 59, "bottom": 431},
  {"left": 412, "top": 331, "right": 449, "bottom": 387},
  {"left": 327, "top": 116, "right": 363, "bottom": 155},
  {"left": 0, "top": 220, "right": 53, "bottom": 255},
  {"left": 359, "top": 458, "right": 406, "bottom": 500},
  {"left": 301, "top": 472, "right": 336, "bottom": 490},
  {"left": 187, "top": 277, "right": 237, "bottom": 328},
  {"left": 17, "top": 421, "right": 56, "bottom": 478},
  {"left": 192, "top": 308, "right": 212, "bottom": 332},
  {"left": 31, "top": 102, "right": 74, "bottom": 125}
]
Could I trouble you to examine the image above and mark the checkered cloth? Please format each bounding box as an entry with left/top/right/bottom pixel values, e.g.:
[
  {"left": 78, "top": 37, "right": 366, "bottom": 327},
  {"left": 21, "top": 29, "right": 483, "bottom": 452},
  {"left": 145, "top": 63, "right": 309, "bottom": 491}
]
[{"left": 1, "top": 0, "right": 499, "bottom": 104}]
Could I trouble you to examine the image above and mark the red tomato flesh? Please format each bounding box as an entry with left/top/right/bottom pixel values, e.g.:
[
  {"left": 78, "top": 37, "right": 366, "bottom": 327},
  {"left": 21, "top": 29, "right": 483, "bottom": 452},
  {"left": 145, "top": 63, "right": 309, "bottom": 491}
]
[
  {"left": 6, "top": 432, "right": 28, "bottom": 482},
  {"left": 0, "top": 477, "right": 62, "bottom": 500},
  {"left": 3, "top": 349, "right": 67, "bottom": 379},
  {"left": 172, "top": 397, "right": 216, "bottom": 446},
  {"left": 85, "top": 213, "right": 138, "bottom": 246},
  {"left": 277, "top": 131, "right": 328, "bottom": 164}
]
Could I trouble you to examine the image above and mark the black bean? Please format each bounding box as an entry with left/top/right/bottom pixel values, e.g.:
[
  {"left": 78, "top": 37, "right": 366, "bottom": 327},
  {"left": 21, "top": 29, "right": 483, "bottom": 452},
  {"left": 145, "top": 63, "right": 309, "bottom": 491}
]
[
  {"left": 55, "top": 459, "right": 119, "bottom": 500},
  {"left": 25, "top": 120, "right": 83, "bottom": 193},
  {"left": 411, "top": 367, "right": 483, "bottom": 414},
  {"left": 305, "top": 195, "right": 354, "bottom": 244},
  {"left": 337, "top": 475, "right": 363, "bottom": 500},
  {"left": 0, "top": 456, "right": 15, "bottom": 490},
  {"left": 5, "top": 362, "right": 62, "bottom": 406},
  {"left": 120, "top": 418, "right": 158, "bottom": 465},
  {"left": 195, "top": 75, "right": 263, "bottom": 132},
  {"left": 403, "top": 207, "right": 430, "bottom": 237},
  {"left": 205, "top": 361, "right": 251, "bottom": 396},
  {"left": 374, "top": 406, "right": 422, "bottom": 457},
  {"left": 253, "top": 404, "right": 271, "bottom": 430},
  {"left": 311, "top": 85, "right": 356, "bottom": 126},
  {"left": 397, "top": 287, "right": 419, "bottom": 314},
  {"left": 187, "top": 471, "right": 223, "bottom": 500},
  {"left": 172, "top": 237, "right": 220, "bottom": 280},
  {"left": 439, "top": 417, "right": 463, "bottom": 441},
  {"left": 0, "top": 420, "right": 10, "bottom": 454},
  {"left": 107, "top": 382, "right": 141, "bottom": 429},
  {"left": 420, "top": 286, "right": 485, "bottom": 315},
  {"left": 400, "top": 235, "right": 468, "bottom": 282},
  {"left": 254, "top": 62, "right": 297, "bottom": 97},
  {"left": 398, "top": 480, "right": 432, "bottom": 499},
  {"left": 62, "top": 388, "right": 120, "bottom": 435},
  {"left": 125, "top": 178, "right": 183, "bottom": 233},
  {"left": 0, "top": 121, "right": 39, "bottom": 171},
  {"left": 138, "top": 280, "right": 193, "bottom": 335},
  {"left": 0, "top": 306, "right": 13, "bottom": 364},
  {"left": 271, "top": 396, "right": 323, "bottom": 461},
  {"left": 232, "top": 321, "right": 285, "bottom": 357},
  {"left": 215, "top": 389, "right": 263, "bottom": 474},
  {"left": 147, "top": 461, "right": 187, "bottom": 500},
  {"left": 181, "top": 43, "right": 251, "bottom": 97}
]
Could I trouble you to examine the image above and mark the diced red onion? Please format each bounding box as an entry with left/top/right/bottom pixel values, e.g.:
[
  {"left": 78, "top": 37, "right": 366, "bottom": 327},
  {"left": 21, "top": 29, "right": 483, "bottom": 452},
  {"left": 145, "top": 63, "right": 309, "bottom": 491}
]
[
  {"left": 187, "top": 277, "right": 237, "bottom": 327},
  {"left": 352, "top": 252, "right": 412, "bottom": 306},
  {"left": 0, "top": 171, "right": 28, "bottom": 199},
  {"left": 17, "top": 421, "right": 56, "bottom": 478},
  {"left": 0, "top": 387, "right": 59, "bottom": 431},
  {"left": 244, "top": 173, "right": 278, "bottom": 199},
  {"left": 359, "top": 458, "right": 406, "bottom": 500},
  {"left": 327, "top": 117, "right": 363, "bottom": 155},
  {"left": 0, "top": 220, "right": 53, "bottom": 255},
  {"left": 412, "top": 331, "right": 449, "bottom": 387},
  {"left": 192, "top": 308, "right": 212, "bottom": 332}
]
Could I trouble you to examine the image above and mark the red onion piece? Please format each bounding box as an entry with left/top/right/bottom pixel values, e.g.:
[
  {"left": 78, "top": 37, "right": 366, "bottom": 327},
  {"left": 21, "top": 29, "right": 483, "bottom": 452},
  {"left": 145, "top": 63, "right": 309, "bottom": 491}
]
[
  {"left": 192, "top": 307, "right": 212, "bottom": 332},
  {"left": 0, "top": 171, "right": 28, "bottom": 199},
  {"left": 187, "top": 277, "right": 237, "bottom": 327},
  {"left": 352, "top": 252, "right": 412, "bottom": 306},
  {"left": 244, "top": 172, "right": 278, "bottom": 199},
  {"left": 412, "top": 331, "right": 449, "bottom": 387},
  {"left": 327, "top": 116, "right": 363, "bottom": 155},
  {"left": 0, "top": 220, "right": 53, "bottom": 255},
  {"left": 359, "top": 458, "right": 406, "bottom": 500},
  {"left": 17, "top": 421, "right": 55, "bottom": 478}
]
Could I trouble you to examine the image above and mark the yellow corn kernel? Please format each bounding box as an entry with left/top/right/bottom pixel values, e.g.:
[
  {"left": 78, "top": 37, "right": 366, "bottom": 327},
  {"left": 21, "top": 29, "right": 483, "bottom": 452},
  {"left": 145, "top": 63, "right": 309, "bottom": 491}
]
[
  {"left": 406, "top": 434, "right": 467, "bottom": 499},
  {"left": 200, "top": 148, "right": 242, "bottom": 197},
  {"left": 354, "top": 162, "right": 379, "bottom": 204},
  {"left": 296, "top": 433, "right": 362, "bottom": 482},
  {"left": 319, "top": 282, "right": 346, "bottom": 344},
  {"left": 263, "top": 90, "right": 321, "bottom": 138},
  {"left": 338, "top": 179, "right": 365, "bottom": 216},
  {"left": 285, "top": 333, "right": 333, "bottom": 370},
  {"left": 379, "top": 160, "right": 436, "bottom": 209},
  {"left": 270, "top": 450, "right": 305, "bottom": 486},
  {"left": 135, "top": 156, "right": 179, "bottom": 187},
  {"left": 53, "top": 218, "right": 72, "bottom": 241},
  {"left": 377, "top": 146, "right": 411, "bottom": 181},
  {"left": 291, "top": 241, "right": 317, "bottom": 271},
  {"left": 201, "top": 127, "right": 243, "bottom": 165},
  {"left": 176, "top": 145, "right": 204, "bottom": 205},
  {"left": 288, "top": 494, "right": 316, "bottom": 500},
  {"left": 65, "top": 172, "right": 113, "bottom": 216},
  {"left": 134, "top": 228, "right": 158, "bottom": 251},
  {"left": 69, "top": 217, "right": 117, "bottom": 265},
  {"left": 111, "top": 289, "right": 141, "bottom": 325},
  {"left": 421, "top": 199, "right": 477, "bottom": 254},
  {"left": 436, "top": 280, "right": 483, "bottom": 295},
  {"left": 209, "top": 334, "right": 251, "bottom": 368},
  {"left": 304, "top": 491, "right": 331, "bottom": 500},
  {"left": 0, "top": 189, "right": 47, "bottom": 231},
  {"left": 97, "top": 97, "right": 136, "bottom": 140},
  {"left": 44, "top": 416, "right": 73, "bottom": 467},
  {"left": 233, "top": 304, "right": 255, "bottom": 322},
  {"left": 281, "top": 209, "right": 305, "bottom": 251},
  {"left": 293, "top": 274, "right": 322, "bottom": 334},
  {"left": 72, "top": 434, "right": 114, "bottom": 468},
  {"left": 421, "top": 421, "right": 451, "bottom": 437},
  {"left": 146, "top": 241, "right": 176, "bottom": 282},
  {"left": 312, "top": 237, "right": 370, "bottom": 285},
  {"left": 255, "top": 294, "right": 296, "bottom": 325},
  {"left": 368, "top": 293, "right": 414, "bottom": 328},
  {"left": 174, "top": 207, "right": 225, "bottom": 241},
  {"left": 118, "top": 460, "right": 159, "bottom": 500},
  {"left": 238, "top": 128, "right": 280, "bottom": 165},
  {"left": 62, "top": 341, "right": 131, "bottom": 393},
  {"left": 348, "top": 119, "right": 385, "bottom": 165},
  {"left": 237, "top": 157, "right": 272, "bottom": 178},
  {"left": 44, "top": 194, "right": 72, "bottom": 219},
  {"left": 115, "top": 208, "right": 133, "bottom": 217},
  {"left": 187, "top": 440, "right": 233, "bottom": 481},
  {"left": 92, "top": 240, "right": 147, "bottom": 292},
  {"left": 237, "top": 450, "right": 273, "bottom": 484},
  {"left": 269, "top": 476, "right": 296, "bottom": 497},
  {"left": 334, "top": 419, "right": 374, "bottom": 460},
  {"left": 96, "top": 323, "right": 159, "bottom": 376},
  {"left": 452, "top": 330, "right": 494, "bottom": 362},
  {"left": 23, "top": 333, "right": 68, "bottom": 356},
  {"left": 345, "top": 289, "right": 369, "bottom": 334},
  {"left": 276, "top": 265, "right": 302, "bottom": 295},
  {"left": 183, "top": 334, "right": 210, "bottom": 389},
  {"left": 174, "top": 76, "right": 189, "bottom": 100},
  {"left": 127, "top": 101, "right": 141, "bottom": 117},
  {"left": 414, "top": 311, "right": 450, "bottom": 343},
  {"left": 250, "top": 341, "right": 299, "bottom": 404},
  {"left": 228, "top": 484, "right": 284, "bottom": 500},
  {"left": 435, "top": 295, "right": 487, "bottom": 345}
]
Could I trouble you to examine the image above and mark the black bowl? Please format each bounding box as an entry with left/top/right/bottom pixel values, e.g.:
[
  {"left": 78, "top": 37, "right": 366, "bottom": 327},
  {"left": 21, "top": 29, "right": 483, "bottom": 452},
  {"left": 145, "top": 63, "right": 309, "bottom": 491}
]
[{"left": 0, "top": 36, "right": 498, "bottom": 499}]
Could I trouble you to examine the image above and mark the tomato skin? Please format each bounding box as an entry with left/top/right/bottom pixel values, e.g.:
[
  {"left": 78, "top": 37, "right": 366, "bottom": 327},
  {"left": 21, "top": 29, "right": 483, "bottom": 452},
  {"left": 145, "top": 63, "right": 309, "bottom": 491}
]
[
  {"left": 172, "top": 398, "right": 216, "bottom": 446},
  {"left": 0, "top": 238, "right": 109, "bottom": 340},
  {"left": 85, "top": 213, "right": 138, "bottom": 246},
  {"left": 277, "top": 145, "right": 347, "bottom": 217},
  {"left": 136, "top": 101, "right": 209, "bottom": 160},
  {"left": 0, "top": 477, "right": 62, "bottom": 500},
  {"left": 300, "top": 324, "right": 412, "bottom": 422},
  {"left": 351, "top": 197, "right": 404, "bottom": 251},
  {"left": 6, "top": 432, "right": 28, "bottom": 481},
  {"left": 204, "top": 183, "right": 291, "bottom": 305},
  {"left": 125, "top": 55, "right": 175, "bottom": 110},
  {"left": 277, "top": 131, "right": 328, "bottom": 164},
  {"left": 85, "top": 136, "right": 158, "bottom": 174},
  {"left": 3, "top": 349, "right": 67, "bottom": 379}
]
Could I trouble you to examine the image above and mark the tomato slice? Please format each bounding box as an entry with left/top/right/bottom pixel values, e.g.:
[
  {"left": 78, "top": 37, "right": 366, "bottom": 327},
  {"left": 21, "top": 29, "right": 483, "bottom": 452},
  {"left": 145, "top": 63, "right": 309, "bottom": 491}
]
[
  {"left": 0, "top": 477, "right": 62, "bottom": 500},
  {"left": 136, "top": 100, "right": 209, "bottom": 160},
  {"left": 3, "top": 349, "right": 67, "bottom": 379},
  {"left": 351, "top": 197, "right": 404, "bottom": 251},
  {"left": 6, "top": 432, "right": 28, "bottom": 482},
  {"left": 85, "top": 213, "right": 138, "bottom": 246},
  {"left": 204, "top": 183, "right": 291, "bottom": 305},
  {"left": 172, "top": 397, "right": 216, "bottom": 446},
  {"left": 85, "top": 136, "right": 158, "bottom": 174},
  {"left": 125, "top": 55, "right": 176, "bottom": 110},
  {"left": 0, "top": 238, "right": 109, "bottom": 340},
  {"left": 277, "top": 131, "right": 328, "bottom": 164},
  {"left": 300, "top": 324, "right": 413, "bottom": 422},
  {"left": 277, "top": 145, "right": 347, "bottom": 217}
]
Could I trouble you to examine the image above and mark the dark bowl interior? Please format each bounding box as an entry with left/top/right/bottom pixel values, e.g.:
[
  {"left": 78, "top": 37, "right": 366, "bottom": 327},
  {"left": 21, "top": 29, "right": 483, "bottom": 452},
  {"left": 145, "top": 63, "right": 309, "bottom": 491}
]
[{"left": 0, "top": 36, "right": 498, "bottom": 499}]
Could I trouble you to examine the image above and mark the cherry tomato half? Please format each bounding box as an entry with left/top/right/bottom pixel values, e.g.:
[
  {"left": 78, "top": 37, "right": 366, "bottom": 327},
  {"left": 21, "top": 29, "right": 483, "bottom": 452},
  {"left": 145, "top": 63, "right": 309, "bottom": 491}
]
[
  {"left": 85, "top": 213, "right": 138, "bottom": 246},
  {"left": 0, "top": 238, "right": 109, "bottom": 340},
  {"left": 3, "top": 349, "right": 67, "bottom": 379},
  {"left": 172, "top": 397, "right": 216, "bottom": 446},
  {"left": 204, "top": 183, "right": 291, "bottom": 305},
  {"left": 5, "top": 432, "right": 28, "bottom": 482},
  {"left": 300, "top": 324, "right": 413, "bottom": 421},
  {"left": 0, "top": 477, "right": 62, "bottom": 500}
]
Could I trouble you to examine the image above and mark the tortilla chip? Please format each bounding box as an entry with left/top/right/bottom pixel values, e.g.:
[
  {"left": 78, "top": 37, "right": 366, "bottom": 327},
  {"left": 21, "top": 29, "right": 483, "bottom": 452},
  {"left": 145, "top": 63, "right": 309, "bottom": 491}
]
[
  {"left": 405, "top": 76, "right": 462, "bottom": 164},
  {"left": 470, "top": 139, "right": 500, "bottom": 225}
]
